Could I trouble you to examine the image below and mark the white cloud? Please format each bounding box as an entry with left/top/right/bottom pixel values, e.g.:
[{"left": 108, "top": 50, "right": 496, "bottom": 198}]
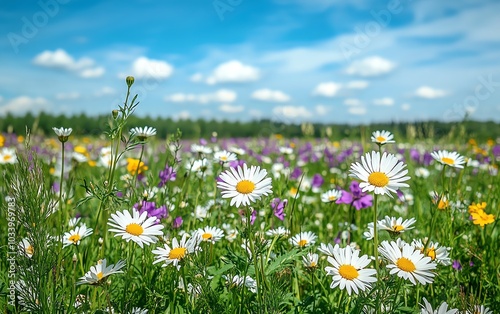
[
  {"left": 414, "top": 86, "right": 447, "bottom": 99},
  {"left": 94, "top": 86, "right": 116, "bottom": 97},
  {"left": 164, "top": 89, "right": 237, "bottom": 104},
  {"left": 131, "top": 57, "right": 173, "bottom": 80},
  {"left": 173, "top": 111, "right": 190, "bottom": 120},
  {"left": 190, "top": 73, "right": 203, "bottom": 82},
  {"left": 219, "top": 104, "right": 245, "bottom": 113},
  {"left": 55, "top": 92, "right": 80, "bottom": 100},
  {"left": 345, "top": 56, "right": 396, "bottom": 77},
  {"left": 344, "top": 98, "right": 363, "bottom": 106},
  {"left": 0, "top": 96, "right": 50, "bottom": 115},
  {"left": 315, "top": 105, "right": 329, "bottom": 115},
  {"left": 250, "top": 109, "right": 263, "bottom": 118},
  {"left": 33, "top": 49, "right": 103, "bottom": 78},
  {"left": 206, "top": 60, "right": 259, "bottom": 84},
  {"left": 401, "top": 103, "right": 411, "bottom": 111},
  {"left": 346, "top": 80, "right": 369, "bottom": 89},
  {"left": 313, "top": 82, "right": 342, "bottom": 97},
  {"left": 373, "top": 97, "right": 395, "bottom": 106},
  {"left": 272, "top": 106, "right": 312, "bottom": 119},
  {"left": 251, "top": 89, "right": 290, "bottom": 102},
  {"left": 348, "top": 107, "right": 367, "bottom": 115},
  {"left": 80, "top": 67, "right": 105, "bottom": 78}
]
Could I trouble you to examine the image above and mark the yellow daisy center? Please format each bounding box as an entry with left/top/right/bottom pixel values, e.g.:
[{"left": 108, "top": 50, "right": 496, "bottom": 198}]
[
  {"left": 236, "top": 180, "right": 255, "bottom": 194},
  {"left": 69, "top": 234, "right": 81, "bottom": 244},
  {"left": 427, "top": 247, "right": 436, "bottom": 260},
  {"left": 126, "top": 223, "right": 144, "bottom": 236},
  {"left": 376, "top": 136, "right": 386, "bottom": 142},
  {"left": 202, "top": 233, "right": 212, "bottom": 240},
  {"left": 4, "top": 154, "right": 12, "bottom": 161},
  {"left": 393, "top": 225, "right": 404, "bottom": 232},
  {"left": 220, "top": 156, "right": 228, "bottom": 161},
  {"left": 368, "top": 172, "right": 389, "bottom": 187},
  {"left": 339, "top": 264, "right": 359, "bottom": 280},
  {"left": 328, "top": 195, "right": 337, "bottom": 201},
  {"left": 310, "top": 261, "right": 317, "bottom": 267},
  {"left": 169, "top": 247, "right": 187, "bottom": 260},
  {"left": 298, "top": 239, "right": 308, "bottom": 247},
  {"left": 26, "top": 245, "right": 34, "bottom": 255},
  {"left": 97, "top": 272, "right": 104, "bottom": 280},
  {"left": 441, "top": 157, "right": 454, "bottom": 165},
  {"left": 396, "top": 257, "right": 416, "bottom": 272}
]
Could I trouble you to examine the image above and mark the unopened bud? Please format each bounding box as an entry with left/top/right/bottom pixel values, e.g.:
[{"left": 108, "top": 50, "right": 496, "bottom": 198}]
[
  {"left": 112, "top": 110, "right": 118, "bottom": 119},
  {"left": 126, "top": 76, "right": 135, "bottom": 87},
  {"left": 72, "top": 253, "right": 78, "bottom": 263}
]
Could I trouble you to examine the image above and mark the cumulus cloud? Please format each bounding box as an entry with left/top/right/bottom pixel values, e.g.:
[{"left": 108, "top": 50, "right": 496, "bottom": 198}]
[
  {"left": 219, "top": 104, "right": 245, "bottom": 113},
  {"left": 164, "top": 89, "right": 237, "bottom": 104},
  {"left": 272, "top": 106, "right": 312, "bottom": 119},
  {"left": 401, "top": 103, "right": 411, "bottom": 111},
  {"left": 313, "top": 82, "right": 342, "bottom": 97},
  {"left": 173, "top": 111, "right": 190, "bottom": 120},
  {"left": 373, "top": 97, "right": 395, "bottom": 106},
  {"left": 190, "top": 73, "right": 203, "bottom": 82},
  {"left": 346, "top": 80, "right": 369, "bottom": 89},
  {"left": 251, "top": 89, "right": 290, "bottom": 102},
  {"left": 131, "top": 57, "right": 173, "bottom": 80},
  {"left": 94, "top": 86, "right": 116, "bottom": 97},
  {"left": 345, "top": 56, "right": 396, "bottom": 77},
  {"left": 0, "top": 96, "right": 50, "bottom": 115},
  {"left": 315, "top": 105, "right": 329, "bottom": 115},
  {"left": 344, "top": 98, "right": 363, "bottom": 106},
  {"left": 348, "top": 107, "right": 367, "bottom": 115},
  {"left": 33, "top": 49, "right": 104, "bottom": 78},
  {"left": 55, "top": 92, "right": 80, "bottom": 100},
  {"left": 206, "top": 60, "right": 259, "bottom": 84},
  {"left": 414, "top": 86, "right": 447, "bottom": 99}
]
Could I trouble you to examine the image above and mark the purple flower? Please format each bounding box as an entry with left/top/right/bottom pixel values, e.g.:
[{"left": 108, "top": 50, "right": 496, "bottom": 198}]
[
  {"left": 337, "top": 181, "right": 373, "bottom": 210},
  {"left": 311, "top": 174, "right": 324, "bottom": 189},
  {"left": 290, "top": 167, "right": 302, "bottom": 180},
  {"left": 271, "top": 198, "right": 288, "bottom": 221},
  {"left": 134, "top": 201, "right": 168, "bottom": 224},
  {"left": 251, "top": 210, "right": 257, "bottom": 225},
  {"left": 452, "top": 260, "right": 462, "bottom": 271},
  {"left": 158, "top": 166, "right": 176, "bottom": 187},
  {"left": 173, "top": 216, "right": 183, "bottom": 229},
  {"left": 469, "top": 260, "right": 474, "bottom": 267}
]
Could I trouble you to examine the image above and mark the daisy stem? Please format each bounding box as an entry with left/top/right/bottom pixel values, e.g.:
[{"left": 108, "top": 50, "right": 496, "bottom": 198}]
[
  {"left": 181, "top": 264, "right": 190, "bottom": 308},
  {"left": 247, "top": 207, "right": 264, "bottom": 313},
  {"left": 133, "top": 143, "right": 145, "bottom": 192},
  {"left": 58, "top": 141, "right": 65, "bottom": 226},
  {"left": 373, "top": 194, "right": 380, "bottom": 277},
  {"left": 311, "top": 272, "right": 316, "bottom": 313}
]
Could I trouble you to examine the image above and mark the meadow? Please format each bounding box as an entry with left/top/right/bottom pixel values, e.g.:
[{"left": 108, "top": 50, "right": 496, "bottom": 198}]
[{"left": 0, "top": 78, "right": 498, "bottom": 313}]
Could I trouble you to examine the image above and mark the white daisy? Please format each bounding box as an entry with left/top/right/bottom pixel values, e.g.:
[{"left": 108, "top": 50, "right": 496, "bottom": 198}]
[
  {"left": 379, "top": 240, "right": 437, "bottom": 285},
  {"left": 415, "top": 167, "right": 430, "bottom": 178},
  {"left": 217, "top": 164, "right": 273, "bottom": 208},
  {"left": 349, "top": 151, "right": 410, "bottom": 197},
  {"left": 108, "top": 208, "right": 164, "bottom": 248},
  {"left": 68, "top": 217, "right": 81, "bottom": 228},
  {"left": 412, "top": 239, "right": 451, "bottom": 266},
  {"left": 303, "top": 252, "right": 319, "bottom": 269},
  {"left": 214, "top": 150, "right": 238, "bottom": 163},
  {"left": 371, "top": 130, "right": 395, "bottom": 145},
  {"left": 377, "top": 216, "right": 416, "bottom": 236},
  {"left": 19, "top": 238, "right": 34, "bottom": 258},
  {"left": 52, "top": 127, "right": 72, "bottom": 142},
  {"left": 289, "top": 231, "right": 317, "bottom": 248},
  {"left": 321, "top": 189, "right": 343, "bottom": 203},
  {"left": 130, "top": 126, "right": 157, "bottom": 140},
  {"left": 191, "top": 143, "right": 213, "bottom": 155},
  {"left": 196, "top": 226, "right": 224, "bottom": 243},
  {"left": 467, "top": 305, "right": 492, "bottom": 314},
  {"left": 152, "top": 233, "right": 201, "bottom": 270},
  {"left": 0, "top": 147, "right": 17, "bottom": 164},
  {"left": 363, "top": 222, "right": 375, "bottom": 240},
  {"left": 223, "top": 274, "right": 257, "bottom": 293},
  {"left": 77, "top": 259, "right": 126, "bottom": 285},
  {"left": 317, "top": 243, "right": 341, "bottom": 257},
  {"left": 420, "top": 297, "right": 458, "bottom": 314},
  {"left": 431, "top": 150, "right": 466, "bottom": 169},
  {"left": 265, "top": 227, "right": 290, "bottom": 238},
  {"left": 325, "top": 246, "right": 377, "bottom": 295},
  {"left": 62, "top": 224, "right": 93, "bottom": 247}
]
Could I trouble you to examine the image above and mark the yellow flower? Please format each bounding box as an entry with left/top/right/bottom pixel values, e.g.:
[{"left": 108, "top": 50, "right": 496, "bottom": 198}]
[
  {"left": 468, "top": 138, "right": 477, "bottom": 146},
  {"left": 74, "top": 145, "right": 88, "bottom": 155},
  {"left": 17, "top": 135, "right": 24, "bottom": 143},
  {"left": 471, "top": 211, "right": 495, "bottom": 227},
  {"left": 469, "top": 202, "right": 487, "bottom": 214},
  {"left": 127, "top": 158, "right": 148, "bottom": 174},
  {"left": 0, "top": 134, "right": 4, "bottom": 147},
  {"left": 487, "top": 139, "right": 495, "bottom": 147}
]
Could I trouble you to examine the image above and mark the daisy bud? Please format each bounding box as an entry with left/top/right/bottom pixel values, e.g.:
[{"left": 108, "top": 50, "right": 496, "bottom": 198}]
[
  {"left": 126, "top": 76, "right": 135, "bottom": 87},
  {"left": 112, "top": 109, "right": 118, "bottom": 119},
  {"left": 72, "top": 253, "right": 78, "bottom": 263}
]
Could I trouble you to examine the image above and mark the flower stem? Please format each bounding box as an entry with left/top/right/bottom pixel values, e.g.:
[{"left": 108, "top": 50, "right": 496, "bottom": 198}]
[{"left": 373, "top": 194, "right": 379, "bottom": 276}]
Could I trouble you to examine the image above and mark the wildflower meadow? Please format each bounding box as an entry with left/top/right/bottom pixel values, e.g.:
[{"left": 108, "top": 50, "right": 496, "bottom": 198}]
[{"left": 1, "top": 78, "right": 499, "bottom": 313}]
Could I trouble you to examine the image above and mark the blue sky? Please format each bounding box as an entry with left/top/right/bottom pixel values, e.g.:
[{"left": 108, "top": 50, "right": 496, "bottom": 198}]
[{"left": 1, "top": 0, "right": 500, "bottom": 124}]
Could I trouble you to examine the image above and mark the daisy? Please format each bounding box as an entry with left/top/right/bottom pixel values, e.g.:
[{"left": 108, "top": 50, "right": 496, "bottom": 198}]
[
  {"left": 77, "top": 259, "right": 126, "bottom": 285},
  {"left": 196, "top": 226, "right": 224, "bottom": 243},
  {"left": 52, "top": 127, "right": 72, "bottom": 142},
  {"left": 265, "top": 227, "right": 290, "bottom": 238},
  {"left": 420, "top": 297, "right": 458, "bottom": 314},
  {"left": 303, "top": 253, "right": 319, "bottom": 270},
  {"left": 152, "top": 233, "right": 201, "bottom": 270},
  {"left": 108, "top": 208, "right": 164, "bottom": 248},
  {"left": 289, "top": 231, "right": 317, "bottom": 248},
  {"left": 223, "top": 274, "right": 257, "bottom": 293},
  {"left": 415, "top": 167, "right": 430, "bottom": 178},
  {"left": 321, "top": 189, "right": 343, "bottom": 203},
  {"left": 371, "top": 130, "right": 395, "bottom": 145},
  {"left": 379, "top": 240, "right": 437, "bottom": 285},
  {"left": 130, "top": 126, "right": 157, "bottom": 141},
  {"left": 324, "top": 246, "right": 377, "bottom": 295},
  {"left": 412, "top": 239, "right": 451, "bottom": 266},
  {"left": 19, "top": 238, "right": 34, "bottom": 258},
  {"left": 317, "top": 243, "right": 341, "bottom": 257},
  {"left": 377, "top": 216, "right": 416, "bottom": 236},
  {"left": 349, "top": 151, "right": 410, "bottom": 197},
  {"left": 467, "top": 305, "right": 492, "bottom": 314},
  {"left": 217, "top": 164, "right": 273, "bottom": 208},
  {"left": 363, "top": 222, "right": 375, "bottom": 240},
  {"left": 0, "top": 147, "right": 17, "bottom": 164},
  {"left": 62, "top": 224, "right": 93, "bottom": 247},
  {"left": 214, "top": 150, "right": 238, "bottom": 164},
  {"left": 191, "top": 143, "right": 213, "bottom": 155},
  {"left": 431, "top": 150, "right": 466, "bottom": 168}
]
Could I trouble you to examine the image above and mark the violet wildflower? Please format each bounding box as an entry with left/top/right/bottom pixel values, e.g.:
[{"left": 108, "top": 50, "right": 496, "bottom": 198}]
[
  {"left": 290, "top": 167, "right": 302, "bottom": 180},
  {"left": 134, "top": 201, "right": 168, "bottom": 224},
  {"left": 271, "top": 198, "right": 287, "bottom": 221},
  {"left": 311, "top": 174, "right": 324, "bottom": 191},
  {"left": 173, "top": 216, "right": 183, "bottom": 229},
  {"left": 337, "top": 181, "right": 373, "bottom": 210},
  {"left": 452, "top": 260, "right": 462, "bottom": 271},
  {"left": 158, "top": 166, "right": 176, "bottom": 187}
]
